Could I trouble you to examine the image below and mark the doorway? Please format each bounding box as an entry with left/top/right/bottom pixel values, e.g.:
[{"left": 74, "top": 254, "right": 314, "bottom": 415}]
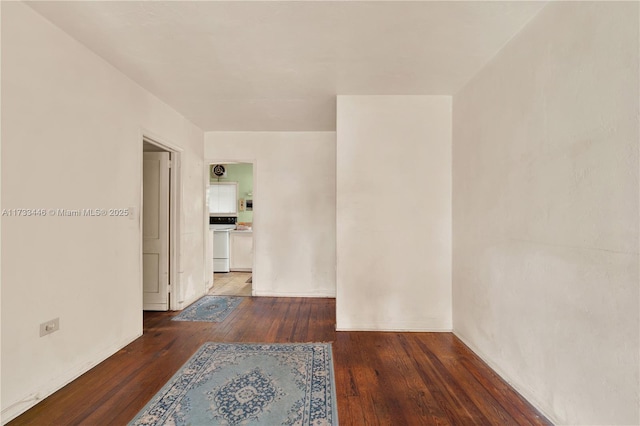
[
  {"left": 142, "top": 138, "right": 182, "bottom": 311},
  {"left": 206, "top": 161, "right": 255, "bottom": 296}
]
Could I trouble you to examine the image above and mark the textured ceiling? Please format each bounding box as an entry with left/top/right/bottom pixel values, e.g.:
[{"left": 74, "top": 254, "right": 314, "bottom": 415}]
[{"left": 27, "top": 1, "right": 546, "bottom": 131}]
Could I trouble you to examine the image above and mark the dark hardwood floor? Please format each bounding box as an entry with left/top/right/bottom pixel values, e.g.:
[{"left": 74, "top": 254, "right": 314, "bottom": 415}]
[{"left": 9, "top": 297, "right": 551, "bottom": 425}]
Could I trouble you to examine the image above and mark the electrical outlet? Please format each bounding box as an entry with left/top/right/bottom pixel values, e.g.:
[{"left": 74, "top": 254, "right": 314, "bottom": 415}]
[{"left": 39, "top": 318, "right": 59, "bottom": 337}]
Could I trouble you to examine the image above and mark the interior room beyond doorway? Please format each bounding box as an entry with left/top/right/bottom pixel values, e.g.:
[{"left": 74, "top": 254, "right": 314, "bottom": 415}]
[{"left": 208, "top": 161, "right": 254, "bottom": 296}]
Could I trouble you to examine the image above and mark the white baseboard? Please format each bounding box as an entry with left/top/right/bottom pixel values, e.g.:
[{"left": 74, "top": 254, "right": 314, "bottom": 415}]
[
  {"left": 336, "top": 326, "right": 452, "bottom": 332},
  {"left": 453, "top": 331, "right": 557, "bottom": 425},
  {"left": 252, "top": 290, "right": 336, "bottom": 298},
  {"left": 1, "top": 331, "right": 142, "bottom": 424},
  {"left": 336, "top": 318, "right": 452, "bottom": 332}
]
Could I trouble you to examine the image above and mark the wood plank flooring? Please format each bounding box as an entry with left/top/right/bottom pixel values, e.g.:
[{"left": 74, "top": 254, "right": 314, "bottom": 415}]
[
  {"left": 9, "top": 297, "right": 551, "bottom": 425},
  {"left": 209, "top": 272, "right": 252, "bottom": 296}
]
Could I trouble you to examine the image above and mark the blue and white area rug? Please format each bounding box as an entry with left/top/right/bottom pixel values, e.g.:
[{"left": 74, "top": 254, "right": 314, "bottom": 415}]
[
  {"left": 129, "top": 343, "right": 338, "bottom": 426},
  {"left": 172, "top": 296, "right": 242, "bottom": 323}
]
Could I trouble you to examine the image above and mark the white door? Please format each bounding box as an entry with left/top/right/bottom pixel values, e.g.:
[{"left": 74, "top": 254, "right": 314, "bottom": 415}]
[{"left": 143, "top": 152, "right": 170, "bottom": 311}]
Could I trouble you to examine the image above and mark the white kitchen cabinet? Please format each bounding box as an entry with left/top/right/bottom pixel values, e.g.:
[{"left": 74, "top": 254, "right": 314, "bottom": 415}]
[
  {"left": 230, "top": 231, "right": 253, "bottom": 271},
  {"left": 208, "top": 182, "right": 238, "bottom": 214}
]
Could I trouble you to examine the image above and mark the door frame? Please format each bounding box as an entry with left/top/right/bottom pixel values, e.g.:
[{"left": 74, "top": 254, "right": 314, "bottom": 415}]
[
  {"left": 204, "top": 158, "right": 257, "bottom": 296},
  {"left": 141, "top": 132, "right": 182, "bottom": 311}
]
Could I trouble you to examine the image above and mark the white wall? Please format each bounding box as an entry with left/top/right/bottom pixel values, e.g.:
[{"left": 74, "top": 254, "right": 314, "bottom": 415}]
[
  {"left": 1, "top": 3, "right": 205, "bottom": 422},
  {"left": 336, "top": 96, "right": 452, "bottom": 331},
  {"left": 452, "top": 2, "right": 639, "bottom": 425},
  {"left": 204, "top": 132, "right": 336, "bottom": 297}
]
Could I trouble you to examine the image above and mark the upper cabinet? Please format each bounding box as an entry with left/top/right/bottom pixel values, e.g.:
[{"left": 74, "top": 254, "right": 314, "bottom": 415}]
[{"left": 208, "top": 182, "right": 238, "bottom": 214}]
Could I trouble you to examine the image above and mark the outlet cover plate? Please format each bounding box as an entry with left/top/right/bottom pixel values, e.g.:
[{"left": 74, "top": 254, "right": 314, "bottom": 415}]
[{"left": 39, "top": 318, "right": 59, "bottom": 337}]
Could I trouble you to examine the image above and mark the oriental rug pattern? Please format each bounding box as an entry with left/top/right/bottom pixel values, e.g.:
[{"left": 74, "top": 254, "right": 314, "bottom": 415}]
[
  {"left": 129, "top": 343, "right": 338, "bottom": 426},
  {"left": 172, "top": 296, "right": 242, "bottom": 323}
]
